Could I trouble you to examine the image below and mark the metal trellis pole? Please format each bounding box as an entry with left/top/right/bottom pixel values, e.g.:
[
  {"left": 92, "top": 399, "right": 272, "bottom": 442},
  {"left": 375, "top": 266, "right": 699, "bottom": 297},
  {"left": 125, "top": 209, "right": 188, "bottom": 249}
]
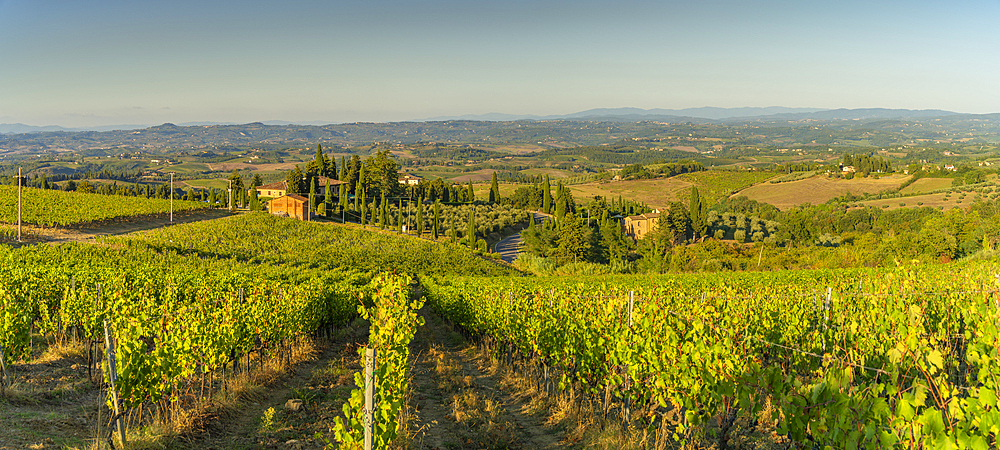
[{"left": 18, "top": 167, "right": 22, "bottom": 242}]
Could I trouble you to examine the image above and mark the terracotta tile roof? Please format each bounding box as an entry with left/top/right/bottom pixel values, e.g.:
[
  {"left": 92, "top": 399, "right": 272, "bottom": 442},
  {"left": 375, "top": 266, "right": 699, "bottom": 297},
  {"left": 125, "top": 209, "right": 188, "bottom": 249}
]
[
  {"left": 258, "top": 181, "right": 287, "bottom": 190},
  {"left": 316, "top": 176, "right": 344, "bottom": 186}
]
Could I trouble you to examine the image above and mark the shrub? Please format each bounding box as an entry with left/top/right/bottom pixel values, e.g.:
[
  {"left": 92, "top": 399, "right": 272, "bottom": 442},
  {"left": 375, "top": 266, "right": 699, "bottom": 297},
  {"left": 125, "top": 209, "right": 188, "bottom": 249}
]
[{"left": 512, "top": 253, "right": 558, "bottom": 276}]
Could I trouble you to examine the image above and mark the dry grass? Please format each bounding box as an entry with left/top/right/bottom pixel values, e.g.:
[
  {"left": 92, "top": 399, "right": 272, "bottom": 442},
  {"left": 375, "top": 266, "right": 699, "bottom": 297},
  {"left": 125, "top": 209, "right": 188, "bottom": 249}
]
[
  {"left": 568, "top": 178, "right": 695, "bottom": 210},
  {"left": 117, "top": 338, "right": 319, "bottom": 449},
  {"left": 859, "top": 192, "right": 969, "bottom": 211},
  {"left": 0, "top": 379, "right": 36, "bottom": 405},
  {"left": 34, "top": 338, "right": 88, "bottom": 364},
  {"left": 738, "top": 174, "right": 909, "bottom": 210},
  {"left": 434, "top": 345, "right": 520, "bottom": 448}
]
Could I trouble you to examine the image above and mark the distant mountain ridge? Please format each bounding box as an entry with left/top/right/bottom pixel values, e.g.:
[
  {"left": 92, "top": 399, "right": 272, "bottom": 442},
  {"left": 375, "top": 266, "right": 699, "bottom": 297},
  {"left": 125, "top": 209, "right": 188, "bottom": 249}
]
[
  {"left": 0, "top": 120, "right": 332, "bottom": 134},
  {"left": 0, "top": 107, "right": 970, "bottom": 134},
  {"left": 419, "top": 106, "right": 962, "bottom": 122},
  {"left": 3, "top": 111, "right": 999, "bottom": 155}
]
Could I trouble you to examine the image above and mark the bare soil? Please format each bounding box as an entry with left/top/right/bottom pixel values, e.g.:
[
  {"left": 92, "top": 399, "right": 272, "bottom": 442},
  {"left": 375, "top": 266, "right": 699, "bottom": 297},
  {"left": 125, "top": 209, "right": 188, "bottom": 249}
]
[
  {"left": 0, "top": 340, "right": 100, "bottom": 450},
  {"left": 405, "top": 305, "right": 564, "bottom": 449},
  {"left": 175, "top": 322, "right": 369, "bottom": 450}
]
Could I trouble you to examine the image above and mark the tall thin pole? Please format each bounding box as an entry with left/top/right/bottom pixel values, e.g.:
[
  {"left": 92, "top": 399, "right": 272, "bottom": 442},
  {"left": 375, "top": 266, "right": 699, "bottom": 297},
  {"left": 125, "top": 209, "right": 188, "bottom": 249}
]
[
  {"left": 169, "top": 172, "right": 174, "bottom": 222},
  {"left": 363, "top": 347, "right": 376, "bottom": 450},
  {"left": 17, "top": 167, "right": 22, "bottom": 242}
]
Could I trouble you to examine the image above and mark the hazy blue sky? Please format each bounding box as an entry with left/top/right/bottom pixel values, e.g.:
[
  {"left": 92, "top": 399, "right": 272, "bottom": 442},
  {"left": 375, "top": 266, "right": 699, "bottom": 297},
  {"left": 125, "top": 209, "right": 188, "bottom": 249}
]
[{"left": 1, "top": 0, "right": 997, "bottom": 127}]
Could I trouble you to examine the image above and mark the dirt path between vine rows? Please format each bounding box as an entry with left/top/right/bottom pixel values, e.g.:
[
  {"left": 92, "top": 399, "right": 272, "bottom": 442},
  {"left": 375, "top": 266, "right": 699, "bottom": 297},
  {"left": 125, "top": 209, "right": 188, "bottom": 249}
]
[
  {"left": 174, "top": 321, "right": 370, "bottom": 450},
  {"left": 405, "top": 303, "right": 564, "bottom": 449},
  {"left": 3, "top": 208, "right": 233, "bottom": 248}
]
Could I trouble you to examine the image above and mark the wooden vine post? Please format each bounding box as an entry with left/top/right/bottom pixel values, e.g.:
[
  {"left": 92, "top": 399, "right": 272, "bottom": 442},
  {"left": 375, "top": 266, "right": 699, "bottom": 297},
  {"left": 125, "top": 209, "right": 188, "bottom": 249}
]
[
  {"left": 0, "top": 342, "right": 9, "bottom": 393},
  {"left": 231, "top": 287, "right": 244, "bottom": 374},
  {"left": 823, "top": 287, "right": 831, "bottom": 352},
  {"left": 90, "top": 283, "right": 103, "bottom": 383},
  {"left": 103, "top": 319, "right": 127, "bottom": 448},
  {"left": 363, "top": 347, "right": 376, "bottom": 450},
  {"left": 623, "top": 291, "right": 634, "bottom": 431}
]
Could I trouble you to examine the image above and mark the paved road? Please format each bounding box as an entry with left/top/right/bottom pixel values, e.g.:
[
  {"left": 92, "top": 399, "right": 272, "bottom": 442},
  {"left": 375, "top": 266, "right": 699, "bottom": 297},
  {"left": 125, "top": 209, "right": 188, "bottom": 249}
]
[{"left": 494, "top": 212, "right": 549, "bottom": 263}]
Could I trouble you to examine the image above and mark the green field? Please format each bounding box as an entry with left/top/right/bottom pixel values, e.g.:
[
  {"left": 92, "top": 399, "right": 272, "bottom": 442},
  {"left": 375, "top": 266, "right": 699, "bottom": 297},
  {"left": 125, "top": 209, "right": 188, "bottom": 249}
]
[
  {"left": 181, "top": 178, "right": 229, "bottom": 190},
  {"left": 674, "top": 169, "right": 776, "bottom": 201},
  {"left": 0, "top": 186, "right": 210, "bottom": 226},
  {"left": 520, "top": 167, "right": 575, "bottom": 179},
  {"left": 899, "top": 177, "right": 953, "bottom": 195}
]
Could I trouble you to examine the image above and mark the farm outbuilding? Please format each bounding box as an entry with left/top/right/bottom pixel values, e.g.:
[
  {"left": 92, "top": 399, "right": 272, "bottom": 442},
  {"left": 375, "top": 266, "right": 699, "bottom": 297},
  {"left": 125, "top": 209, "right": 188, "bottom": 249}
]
[
  {"left": 257, "top": 181, "right": 288, "bottom": 198},
  {"left": 268, "top": 194, "right": 310, "bottom": 220},
  {"left": 622, "top": 212, "right": 660, "bottom": 240}
]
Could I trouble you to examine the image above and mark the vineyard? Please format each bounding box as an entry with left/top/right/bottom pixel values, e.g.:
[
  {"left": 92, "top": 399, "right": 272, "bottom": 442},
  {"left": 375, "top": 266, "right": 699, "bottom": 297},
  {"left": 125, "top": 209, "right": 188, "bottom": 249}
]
[
  {"left": 104, "top": 213, "right": 518, "bottom": 277},
  {"left": 0, "top": 185, "right": 211, "bottom": 227},
  {"left": 5, "top": 207, "right": 1000, "bottom": 449},
  {"left": 0, "top": 215, "right": 437, "bottom": 448},
  {"left": 422, "top": 264, "right": 1000, "bottom": 448}
]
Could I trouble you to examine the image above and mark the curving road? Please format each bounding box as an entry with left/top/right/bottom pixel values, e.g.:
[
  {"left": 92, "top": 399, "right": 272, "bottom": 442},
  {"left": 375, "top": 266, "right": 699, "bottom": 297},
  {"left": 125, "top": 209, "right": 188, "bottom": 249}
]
[{"left": 494, "top": 212, "right": 549, "bottom": 263}]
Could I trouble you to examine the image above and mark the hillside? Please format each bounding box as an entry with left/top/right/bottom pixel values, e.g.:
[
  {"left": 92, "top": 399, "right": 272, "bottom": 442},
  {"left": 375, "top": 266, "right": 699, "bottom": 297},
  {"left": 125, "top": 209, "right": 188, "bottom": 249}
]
[
  {"left": 735, "top": 174, "right": 910, "bottom": 209},
  {"left": 0, "top": 185, "right": 210, "bottom": 227},
  {"left": 105, "top": 212, "right": 517, "bottom": 277},
  {"left": 4, "top": 112, "right": 1000, "bottom": 158},
  {"left": 566, "top": 169, "right": 773, "bottom": 209}
]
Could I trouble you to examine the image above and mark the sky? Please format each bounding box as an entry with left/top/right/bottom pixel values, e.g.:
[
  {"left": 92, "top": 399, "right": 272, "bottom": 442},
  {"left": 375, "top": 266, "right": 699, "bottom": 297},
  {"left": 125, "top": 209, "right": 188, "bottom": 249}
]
[{"left": 1, "top": 0, "right": 998, "bottom": 127}]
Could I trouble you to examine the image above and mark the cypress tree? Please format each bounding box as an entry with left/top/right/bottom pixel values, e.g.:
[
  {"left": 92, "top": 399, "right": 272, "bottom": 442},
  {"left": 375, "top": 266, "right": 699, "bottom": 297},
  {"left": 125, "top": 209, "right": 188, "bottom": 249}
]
[
  {"left": 309, "top": 178, "right": 317, "bottom": 213},
  {"left": 312, "top": 144, "right": 326, "bottom": 177},
  {"left": 376, "top": 194, "right": 383, "bottom": 228},
  {"left": 328, "top": 150, "right": 338, "bottom": 179},
  {"left": 339, "top": 183, "right": 348, "bottom": 214},
  {"left": 466, "top": 180, "right": 474, "bottom": 203},
  {"left": 324, "top": 182, "right": 333, "bottom": 215},
  {"left": 416, "top": 197, "right": 425, "bottom": 236},
  {"left": 398, "top": 198, "right": 404, "bottom": 233},
  {"left": 489, "top": 172, "right": 499, "bottom": 203},
  {"left": 467, "top": 207, "right": 476, "bottom": 245},
  {"left": 354, "top": 166, "right": 364, "bottom": 212},
  {"left": 360, "top": 188, "right": 367, "bottom": 226},
  {"left": 555, "top": 182, "right": 567, "bottom": 221},
  {"left": 542, "top": 175, "right": 552, "bottom": 214},
  {"left": 249, "top": 188, "right": 261, "bottom": 211},
  {"left": 433, "top": 199, "right": 441, "bottom": 240},
  {"left": 381, "top": 195, "right": 388, "bottom": 229},
  {"left": 689, "top": 187, "right": 706, "bottom": 239}
]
